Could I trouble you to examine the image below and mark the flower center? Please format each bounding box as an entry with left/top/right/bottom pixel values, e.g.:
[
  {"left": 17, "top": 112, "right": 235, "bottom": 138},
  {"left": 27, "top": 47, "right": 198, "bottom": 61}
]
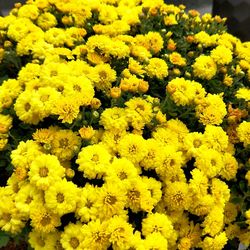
[
  {"left": 70, "top": 237, "right": 79, "bottom": 249},
  {"left": 40, "top": 214, "right": 51, "bottom": 226},
  {"left": 104, "top": 194, "right": 117, "bottom": 205},
  {"left": 39, "top": 167, "right": 49, "bottom": 177},
  {"left": 3, "top": 213, "right": 11, "bottom": 222},
  {"left": 91, "top": 154, "right": 99, "bottom": 162},
  {"left": 56, "top": 193, "right": 65, "bottom": 203},
  {"left": 25, "top": 103, "right": 31, "bottom": 112},
  {"left": 119, "top": 171, "right": 127, "bottom": 180}
]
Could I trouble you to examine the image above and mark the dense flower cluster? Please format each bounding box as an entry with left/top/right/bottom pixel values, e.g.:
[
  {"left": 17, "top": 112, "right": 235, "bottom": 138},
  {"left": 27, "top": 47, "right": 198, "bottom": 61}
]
[{"left": 0, "top": 0, "right": 249, "bottom": 249}]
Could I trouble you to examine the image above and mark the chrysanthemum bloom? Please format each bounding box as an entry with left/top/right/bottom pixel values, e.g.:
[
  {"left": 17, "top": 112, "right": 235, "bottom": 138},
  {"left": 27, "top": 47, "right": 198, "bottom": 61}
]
[
  {"left": 76, "top": 144, "right": 112, "bottom": 179},
  {"left": 237, "top": 121, "right": 250, "bottom": 147},
  {"left": 118, "top": 134, "right": 147, "bottom": 165},
  {"left": 28, "top": 230, "right": 60, "bottom": 250},
  {"left": 28, "top": 154, "right": 65, "bottom": 190},
  {"left": 61, "top": 223, "right": 86, "bottom": 250},
  {"left": 164, "top": 181, "right": 191, "bottom": 211},
  {"left": 142, "top": 212, "right": 174, "bottom": 239},
  {"left": 75, "top": 184, "right": 99, "bottom": 223},
  {"left": 192, "top": 55, "right": 217, "bottom": 80},
  {"left": 145, "top": 58, "right": 168, "bottom": 79},
  {"left": 107, "top": 216, "right": 134, "bottom": 249},
  {"left": 94, "top": 183, "right": 126, "bottom": 220},
  {"left": 211, "top": 45, "right": 233, "bottom": 65},
  {"left": 45, "top": 178, "right": 79, "bottom": 216},
  {"left": 51, "top": 129, "right": 81, "bottom": 161},
  {"left": 100, "top": 107, "right": 128, "bottom": 131},
  {"left": 30, "top": 205, "right": 61, "bottom": 234},
  {"left": 81, "top": 219, "right": 110, "bottom": 250}
]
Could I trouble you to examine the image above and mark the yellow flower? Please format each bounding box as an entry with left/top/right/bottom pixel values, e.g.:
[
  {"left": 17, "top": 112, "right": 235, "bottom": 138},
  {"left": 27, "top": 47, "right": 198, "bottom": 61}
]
[
  {"left": 224, "top": 202, "right": 238, "bottom": 225},
  {"left": 194, "top": 148, "right": 224, "bottom": 178},
  {"left": 156, "top": 145, "right": 184, "bottom": 181},
  {"left": 45, "top": 179, "right": 79, "bottom": 216},
  {"left": 52, "top": 97, "right": 80, "bottom": 124},
  {"left": 166, "top": 77, "right": 196, "bottom": 106},
  {"left": 220, "top": 153, "right": 238, "bottom": 180},
  {"left": 211, "top": 45, "right": 233, "bottom": 65},
  {"left": 30, "top": 205, "right": 61, "bottom": 234},
  {"left": 76, "top": 144, "right": 112, "bottom": 179},
  {"left": 118, "top": 133, "right": 147, "bottom": 165},
  {"left": 189, "top": 169, "right": 208, "bottom": 197},
  {"left": 146, "top": 58, "right": 168, "bottom": 79},
  {"left": 51, "top": 129, "right": 81, "bottom": 161},
  {"left": 37, "top": 12, "right": 58, "bottom": 30},
  {"left": 18, "top": 4, "right": 39, "bottom": 20},
  {"left": 235, "top": 87, "right": 250, "bottom": 101},
  {"left": 223, "top": 74, "right": 233, "bottom": 87},
  {"left": 75, "top": 184, "right": 98, "bottom": 223},
  {"left": 202, "top": 206, "right": 224, "bottom": 237},
  {"left": 196, "top": 94, "right": 227, "bottom": 125},
  {"left": 0, "top": 193, "right": 25, "bottom": 234},
  {"left": 183, "top": 132, "right": 204, "bottom": 158},
  {"left": 81, "top": 219, "right": 110, "bottom": 250},
  {"left": 169, "top": 52, "right": 186, "bottom": 66},
  {"left": 141, "top": 232, "right": 168, "bottom": 250},
  {"left": 164, "top": 181, "right": 191, "bottom": 211},
  {"left": 107, "top": 216, "right": 134, "bottom": 249},
  {"left": 7, "top": 18, "right": 39, "bottom": 42},
  {"left": 101, "top": 129, "right": 127, "bottom": 153},
  {"left": 164, "top": 14, "right": 178, "bottom": 25},
  {"left": 79, "top": 126, "right": 95, "bottom": 140},
  {"left": 44, "top": 27, "right": 67, "bottom": 46},
  {"left": 142, "top": 177, "right": 162, "bottom": 205},
  {"left": 14, "top": 90, "right": 46, "bottom": 125},
  {"left": 100, "top": 107, "right": 128, "bottom": 131},
  {"left": 0, "top": 114, "right": 12, "bottom": 133},
  {"left": 94, "top": 183, "right": 126, "bottom": 220},
  {"left": 203, "top": 125, "right": 229, "bottom": 152},
  {"left": 15, "top": 182, "right": 43, "bottom": 216},
  {"left": 140, "top": 139, "right": 164, "bottom": 171},
  {"left": 126, "top": 178, "right": 154, "bottom": 213},
  {"left": 202, "top": 232, "right": 228, "bottom": 250},
  {"left": 193, "top": 55, "right": 217, "bottom": 80},
  {"left": 145, "top": 31, "right": 164, "bottom": 54},
  {"left": 28, "top": 230, "right": 60, "bottom": 250},
  {"left": 93, "top": 63, "right": 117, "bottom": 91},
  {"left": 246, "top": 171, "right": 250, "bottom": 186},
  {"left": 125, "top": 97, "right": 153, "bottom": 125},
  {"left": 61, "top": 222, "right": 86, "bottom": 250},
  {"left": 11, "top": 140, "right": 43, "bottom": 169},
  {"left": 105, "top": 157, "right": 139, "bottom": 184},
  {"left": 28, "top": 154, "right": 65, "bottom": 190},
  {"left": 211, "top": 178, "right": 230, "bottom": 206},
  {"left": 142, "top": 212, "right": 174, "bottom": 239},
  {"left": 237, "top": 121, "right": 250, "bottom": 146}
]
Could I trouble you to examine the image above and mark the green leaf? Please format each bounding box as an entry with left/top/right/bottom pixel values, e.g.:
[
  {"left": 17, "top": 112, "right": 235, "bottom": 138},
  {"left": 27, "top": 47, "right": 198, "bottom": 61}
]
[
  {"left": 0, "top": 232, "right": 10, "bottom": 248},
  {"left": 231, "top": 197, "right": 242, "bottom": 204}
]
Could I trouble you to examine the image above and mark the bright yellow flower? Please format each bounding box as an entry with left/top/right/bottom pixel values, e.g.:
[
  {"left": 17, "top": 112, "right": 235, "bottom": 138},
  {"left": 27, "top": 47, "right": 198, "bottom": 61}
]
[
  {"left": 30, "top": 205, "right": 61, "bottom": 234},
  {"left": 237, "top": 121, "right": 250, "bottom": 146},
  {"left": 61, "top": 222, "right": 86, "bottom": 250},
  {"left": 118, "top": 133, "right": 147, "bottom": 165},
  {"left": 45, "top": 179, "right": 79, "bottom": 216},
  {"left": 51, "top": 129, "right": 81, "bottom": 161},
  {"left": 100, "top": 107, "right": 128, "bottom": 131},
  {"left": 193, "top": 55, "right": 217, "bottom": 80},
  {"left": 28, "top": 154, "right": 65, "bottom": 190},
  {"left": 146, "top": 58, "right": 168, "bottom": 79},
  {"left": 76, "top": 144, "right": 112, "bottom": 179},
  {"left": 164, "top": 181, "right": 191, "bottom": 211},
  {"left": 107, "top": 216, "right": 134, "bottom": 249}
]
